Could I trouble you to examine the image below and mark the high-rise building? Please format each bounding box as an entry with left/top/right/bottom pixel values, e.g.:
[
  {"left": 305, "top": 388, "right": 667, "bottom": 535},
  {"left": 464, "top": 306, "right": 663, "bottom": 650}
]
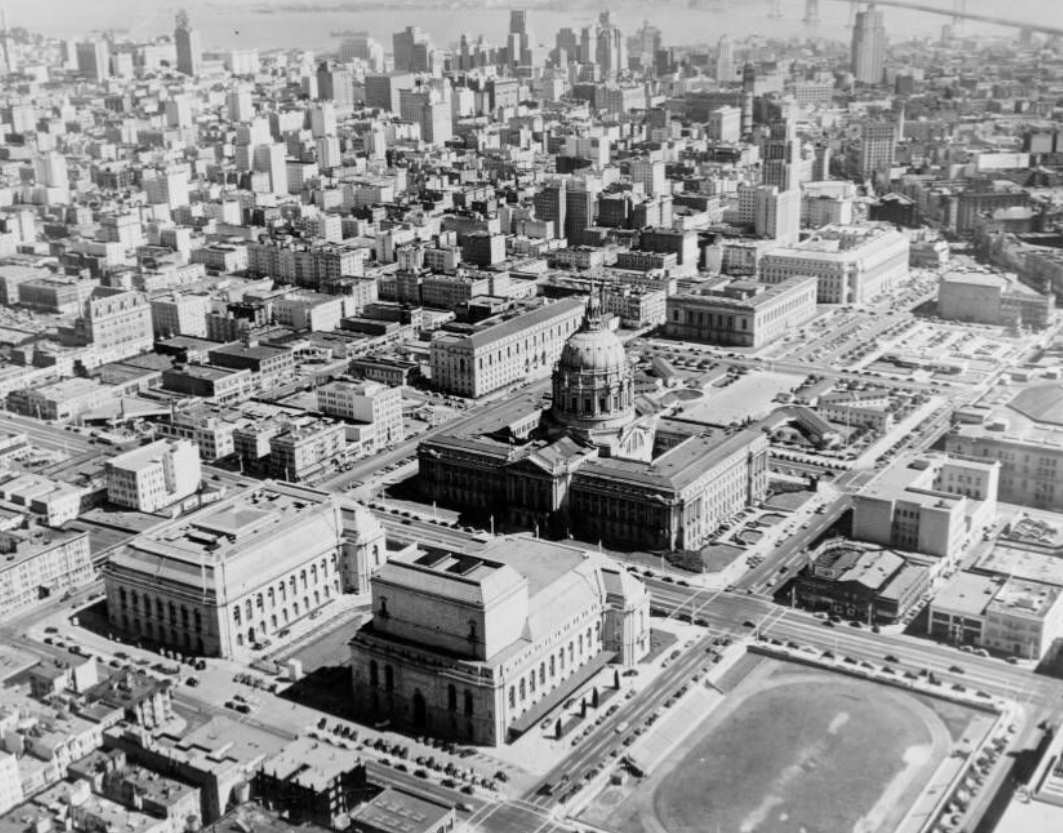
[
  {"left": 741, "top": 62, "right": 756, "bottom": 136},
  {"left": 708, "top": 106, "right": 741, "bottom": 143},
  {"left": 565, "top": 179, "right": 598, "bottom": 244},
  {"left": 164, "top": 94, "right": 193, "bottom": 128},
  {"left": 76, "top": 39, "right": 110, "bottom": 83},
  {"left": 533, "top": 179, "right": 567, "bottom": 240},
  {"left": 316, "top": 62, "right": 356, "bottom": 111},
  {"left": 595, "top": 12, "right": 626, "bottom": 78},
  {"left": 174, "top": 10, "right": 202, "bottom": 77},
  {"left": 309, "top": 102, "right": 337, "bottom": 138},
  {"left": 227, "top": 85, "right": 254, "bottom": 122},
  {"left": 851, "top": 121, "right": 896, "bottom": 180},
  {"left": 716, "top": 35, "right": 734, "bottom": 83},
  {"left": 253, "top": 143, "right": 289, "bottom": 195},
  {"left": 630, "top": 158, "right": 667, "bottom": 197},
  {"left": 393, "top": 26, "right": 431, "bottom": 72},
  {"left": 759, "top": 118, "right": 801, "bottom": 192},
  {"left": 753, "top": 185, "right": 801, "bottom": 244},
  {"left": 851, "top": 4, "right": 886, "bottom": 85},
  {"left": 507, "top": 8, "right": 535, "bottom": 67}
]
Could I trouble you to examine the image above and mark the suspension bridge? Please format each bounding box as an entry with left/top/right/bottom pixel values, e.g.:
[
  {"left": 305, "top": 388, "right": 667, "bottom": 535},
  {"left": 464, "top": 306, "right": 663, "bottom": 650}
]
[{"left": 761, "top": 0, "right": 1063, "bottom": 39}]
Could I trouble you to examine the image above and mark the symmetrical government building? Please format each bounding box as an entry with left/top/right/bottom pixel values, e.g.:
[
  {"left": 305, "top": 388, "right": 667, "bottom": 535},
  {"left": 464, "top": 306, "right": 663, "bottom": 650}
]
[
  {"left": 419, "top": 293, "right": 770, "bottom": 550},
  {"left": 349, "top": 535, "right": 650, "bottom": 746},
  {"left": 103, "top": 481, "right": 385, "bottom": 658}
]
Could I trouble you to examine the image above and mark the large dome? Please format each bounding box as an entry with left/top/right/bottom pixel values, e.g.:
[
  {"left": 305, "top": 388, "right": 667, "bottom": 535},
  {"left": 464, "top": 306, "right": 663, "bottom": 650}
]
[
  {"left": 557, "top": 325, "right": 629, "bottom": 375},
  {"left": 550, "top": 291, "right": 635, "bottom": 440}
]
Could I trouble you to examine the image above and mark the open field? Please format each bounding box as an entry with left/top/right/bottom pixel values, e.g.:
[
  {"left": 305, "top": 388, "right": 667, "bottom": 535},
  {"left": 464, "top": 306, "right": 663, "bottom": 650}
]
[{"left": 580, "top": 659, "right": 987, "bottom": 833}]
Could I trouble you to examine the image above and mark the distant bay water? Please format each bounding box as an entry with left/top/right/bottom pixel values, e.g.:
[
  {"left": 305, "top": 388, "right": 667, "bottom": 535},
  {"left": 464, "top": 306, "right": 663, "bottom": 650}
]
[{"left": 10, "top": 0, "right": 1053, "bottom": 54}]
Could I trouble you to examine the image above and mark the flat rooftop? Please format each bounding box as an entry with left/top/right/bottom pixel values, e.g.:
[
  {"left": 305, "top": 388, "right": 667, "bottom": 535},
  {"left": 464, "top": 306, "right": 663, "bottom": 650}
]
[
  {"left": 261, "top": 737, "right": 363, "bottom": 792},
  {"left": 348, "top": 787, "right": 452, "bottom": 833},
  {"left": 932, "top": 571, "right": 999, "bottom": 618},
  {"left": 576, "top": 427, "right": 763, "bottom": 492}
]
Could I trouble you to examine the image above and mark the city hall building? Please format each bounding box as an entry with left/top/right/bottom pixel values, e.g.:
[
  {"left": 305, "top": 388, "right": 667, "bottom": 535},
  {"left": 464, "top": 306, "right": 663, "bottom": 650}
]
[
  {"left": 418, "top": 293, "right": 770, "bottom": 549},
  {"left": 349, "top": 535, "right": 650, "bottom": 746}
]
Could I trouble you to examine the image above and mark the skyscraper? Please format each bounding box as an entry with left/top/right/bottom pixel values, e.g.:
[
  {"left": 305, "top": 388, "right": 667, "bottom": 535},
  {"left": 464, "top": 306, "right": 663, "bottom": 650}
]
[
  {"left": 851, "top": 4, "right": 886, "bottom": 85},
  {"left": 507, "top": 8, "right": 534, "bottom": 68},
  {"left": 851, "top": 122, "right": 897, "bottom": 180},
  {"left": 595, "top": 12, "right": 625, "bottom": 79},
  {"left": 741, "top": 62, "right": 756, "bottom": 137},
  {"left": 393, "top": 26, "right": 431, "bottom": 72},
  {"left": 76, "top": 40, "right": 110, "bottom": 83},
  {"left": 174, "top": 10, "right": 202, "bottom": 77},
  {"left": 760, "top": 118, "right": 801, "bottom": 192},
  {"left": 533, "top": 179, "right": 567, "bottom": 240},
  {"left": 716, "top": 35, "right": 734, "bottom": 83}
]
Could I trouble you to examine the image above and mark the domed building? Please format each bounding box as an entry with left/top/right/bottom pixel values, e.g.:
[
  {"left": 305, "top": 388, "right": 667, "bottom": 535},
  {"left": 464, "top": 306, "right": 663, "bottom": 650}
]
[
  {"left": 549, "top": 291, "right": 654, "bottom": 461},
  {"left": 418, "top": 292, "right": 770, "bottom": 549}
]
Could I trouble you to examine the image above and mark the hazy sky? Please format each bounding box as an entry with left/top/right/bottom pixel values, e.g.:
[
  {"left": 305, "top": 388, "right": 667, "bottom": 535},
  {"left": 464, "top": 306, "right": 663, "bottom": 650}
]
[{"left": 6, "top": 0, "right": 1052, "bottom": 52}]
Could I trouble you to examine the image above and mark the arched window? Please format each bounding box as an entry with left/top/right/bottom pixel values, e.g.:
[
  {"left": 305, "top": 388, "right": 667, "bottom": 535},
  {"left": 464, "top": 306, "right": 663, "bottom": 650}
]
[
  {"left": 119, "top": 588, "right": 127, "bottom": 608},
  {"left": 518, "top": 678, "right": 525, "bottom": 701},
  {"left": 539, "top": 662, "right": 545, "bottom": 686},
  {"left": 549, "top": 655, "right": 555, "bottom": 677},
  {"left": 233, "top": 606, "right": 241, "bottom": 625},
  {"left": 508, "top": 686, "right": 515, "bottom": 708},
  {"left": 467, "top": 619, "right": 477, "bottom": 643},
  {"left": 384, "top": 665, "right": 394, "bottom": 692},
  {"left": 448, "top": 684, "right": 457, "bottom": 711},
  {"left": 464, "top": 690, "right": 474, "bottom": 716},
  {"left": 379, "top": 596, "right": 389, "bottom": 618},
  {"left": 369, "top": 660, "right": 379, "bottom": 687}
]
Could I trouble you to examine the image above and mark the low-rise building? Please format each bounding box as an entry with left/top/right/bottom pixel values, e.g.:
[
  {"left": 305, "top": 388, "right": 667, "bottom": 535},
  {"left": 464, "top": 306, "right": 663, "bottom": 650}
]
[
  {"left": 269, "top": 421, "right": 347, "bottom": 482},
  {"left": 0, "top": 473, "right": 84, "bottom": 526},
  {"left": 349, "top": 788, "right": 455, "bottom": 833},
  {"left": 793, "top": 541, "right": 932, "bottom": 624},
  {"left": 316, "top": 380, "right": 404, "bottom": 449},
  {"left": 938, "top": 270, "right": 1055, "bottom": 330},
  {"left": 946, "top": 383, "right": 1063, "bottom": 511},
  {"left": 208, "top": 343, "right": 295, "bottom": 390},
  {"left": 106, "top": 439, "right": 202, "bottom": 513},
  {"left": 663, "top": 276, "right": 818, "bottom": 348},
  {"left": 7, "top": 377, "right": 117, "bottom": 422},
  {"left": 852, "top": 454, "right": 999, "bottom": 562},
  {"left": 0, "top": 523, "right": 93, "bottom": 616},
  {"left": 161, "top": 365, "right": 255, "bottom": 404},
  {"left": 759, "top": 224, "right": 909, "bottom": 305},
  {"left": 929, "top": 571, "right": 1063, "bottom": 660},
  {"left": 256, "top": 737, "right": 368, "bottom": 829},
  {"left": 429, "top": 298, "right": 585, "bottom": 398},
  {"left": 103, "top": 482, "right": 358, "bottom": 658}
]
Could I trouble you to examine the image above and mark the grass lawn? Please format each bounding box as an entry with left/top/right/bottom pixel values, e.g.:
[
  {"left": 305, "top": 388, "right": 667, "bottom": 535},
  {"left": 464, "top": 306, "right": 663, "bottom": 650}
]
[{"left": 765, "top": 489, "right": 815, "bottom": 511}]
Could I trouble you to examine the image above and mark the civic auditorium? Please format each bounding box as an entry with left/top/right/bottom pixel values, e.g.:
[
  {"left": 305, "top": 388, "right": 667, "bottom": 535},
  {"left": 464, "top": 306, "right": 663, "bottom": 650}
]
[{"left": 348, "top": 534, "right": 650, "bottom": 746}]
